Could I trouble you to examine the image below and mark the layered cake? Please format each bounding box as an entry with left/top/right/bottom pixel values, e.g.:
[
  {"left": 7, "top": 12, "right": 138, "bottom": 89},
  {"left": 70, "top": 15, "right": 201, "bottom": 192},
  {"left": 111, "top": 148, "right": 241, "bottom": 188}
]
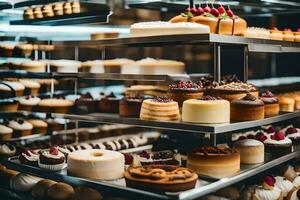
[
  {"left": 205, "top": 82, "right": 258, "bottom": 102},
  {"left": 119, "top": 93, "right": 144, "bottom": 117},
  {"left": 187, "top": 146, "right": 240, "bottom": 178},
  {"left": 264, "top": 131, "right": 292, "bottom": 157},
  {"left": 67, "top": 149, "right": 124, "bottom": 180},
  {"left": 140, "top": 97, "right": 180, "bottom": 121},
  {"left": 260, "top": 90, "right": 280, "bottom": 116},
  {"left": 231, "top": 93, "right": 265, "bottom": 121},
  {"left": 167, "top": 81, "right": 204, "bottom": 107},
  {"left": 233, "top": 139, "right": 264, "bottom": 164},
  {"left": 182, "top": 96, "right": 230, "bottom": 124},
  {"left": 130, "top": 21, "right": 210, "bottom": 37},
  {"left": 124, "top": 165, "right": 197, "bottom": 192}
]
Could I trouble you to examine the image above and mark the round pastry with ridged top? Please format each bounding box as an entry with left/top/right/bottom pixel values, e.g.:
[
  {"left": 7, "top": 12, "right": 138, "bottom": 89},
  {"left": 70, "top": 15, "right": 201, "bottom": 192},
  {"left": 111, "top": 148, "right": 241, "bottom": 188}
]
[
  {"left": 182, "top": 96, "right": 230, "bottom": 123},
  {"left": 67, "top": 149, "right": 124, "bottom": 180}
]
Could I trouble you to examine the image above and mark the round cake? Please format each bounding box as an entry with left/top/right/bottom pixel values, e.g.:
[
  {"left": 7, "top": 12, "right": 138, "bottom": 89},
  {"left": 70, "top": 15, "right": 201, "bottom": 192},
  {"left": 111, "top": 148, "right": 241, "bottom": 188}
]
[
  {"left": 67, "top": 149, "right": 124, "bottom": 180},
  {"left": 260, "top": 90, "right": 279, "bottom": 117},
  {"left": 182, "top": 96, "right": 230, "bottom": 124},
  {"left": 187, "top": 146, "right": 240, "bottom": 178},
  {"left": 38, "top": 98, "right": 74, "bottom": 113},
  {"left": 140, "top": 97, "right": 180, "bottom": 121},
  {"left": 233, "top": 139, "right": 264, "bottom": 164},
  {"left": 119, "top": 93, "right": 144, "bottom": 117},
  {"left": 20, "top": 61, "right": 46, "bottom": 72},
  {"left": 231, "top": 93, "right": 265, "bottom": 121},
  {"left": 278, "top": 96, "right": 295, "bottom": 112}
]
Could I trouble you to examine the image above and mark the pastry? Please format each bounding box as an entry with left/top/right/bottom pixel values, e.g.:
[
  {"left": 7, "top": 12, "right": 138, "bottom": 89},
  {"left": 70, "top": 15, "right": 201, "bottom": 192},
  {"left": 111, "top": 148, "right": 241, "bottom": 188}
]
[
  {"left": 279, "top": 97, "right": 295, "bottom": 112},
  {"left": 244, "top": 27, "right": 270, "bottom": 39},
  {"left": 187, "top": 146, "right": 240, "bottom": 178},
  {"left": 283, "top": 28, "right": 295, "bottom": 42},
  {"left": 33, "top": 7, "right": 43, "bottom": 19},
  {"left": 182, "top": 96, "right": 230, "bottom": 123},
  {"left": 75, "top": 93, "right": 99, "bottom": 114},
  {"left": 31, "top": 179, "right": 57, "bottom": 198},
  {"left": 283, "top": 126, "right": 300, "bottom": 145},
  {"left": 7, "top": 119, "right": 33, "bottom": 137},
  {"left": 53, "top": 3, "right": 64, "bottom": 16},
  {"left": 119, "top": 93, "right": 144, "bottom": 117},
  {"left": 130, "top": 21, "right": 209, "bottom": 37},
  {"left": 19, "top": 149, "right": 39, "bottom": 166},
  {"left": 260, "top": 90, "right": 280, "bottom": 116},
  {"left": 71, "top": 2, "right": 80, "bottom": 14},
  {"left": 215, "top": 186, "right": 240, "bottom": 200},
  {"left": 98, "top": 92, "right": 120, "bottom": 113},
  {"left": 254, "top": 176, "right": 282, "bottom": 200},
  {"left": 10, "top": 173, "right": 41, "bottom": 192},
  {"left": 0, "top": 81, "right": 25, "bottom": 98},
  {"left": 274, "top": 176, "right": 294, "bottom": 197},
  {"left": 0, "top": 99, "right": 19, "bottom": 111},
  {"left": 0, "top": 144, "right": 16, "bottom": 158},
  {"left": 0, "top": 124, "right": 13, "bottom": 140},
  {"left": 42, "top": 5, "right": 54, "bottom": 17},
  {"left": 140, "top": 97, "right": 180, "bottom": 121},
  {"left": 124, "top": 165, "right": 197, "bottom": 192},
  {"left": 167, "top": 81, "right": 204, "bottom": 107},
  {"left": 205, "top": 82, "right": 258, "bottom": 102},
  {"left": 67, "top": 149, "right": 124, "bottom": 180},
  {"left": 50, "top": 59, "right": 82, "bottom": 73},
  {"left": 286, "top": 187, "right": 300, "bottom": 200},
  {"left": 20, "top": 60, "right": 46, "bottom": 72},
  {"left": 270, "top": 28, "right": 284, "bottom": 41},
  {"left": 295, "top": 29, "right": 300, "bottom": 42},
  {"left": 24, "top": 7, "right": 34, "bottom": 19},
  {"left": 264, "top": 131, "right": 292, "bottom": 157},
  {"left": 283, "top": 165, "right": 298, "bottom": 182},
  {"left": 46, "top": 182, "right": 74, "bottom": 200},
  {"left": 19, "top": 79, "right": 41, "bottom": 96},
  {"left": 233, "top": 139, "right": 264, "bottom": 164},
  {"left": 39, "top": 146, "right": 66, "bottom": 171},
  {"left": 27, "top": 119, "right": 48, "bottom": 135},
  {"left": 71, "top": 187, "right": 103, "bottom": 200},
  {"left": 38, "top": 98, "right": 74, "bottom": 113},
  {"left": 64, "top": 2, "right": 73, "bottom": 14},
  {"left": 231, "top": 93, "right": 264, "bottom": 121},
  {"left": 18, "top": 96, "right": 41, "bottom": 111}
]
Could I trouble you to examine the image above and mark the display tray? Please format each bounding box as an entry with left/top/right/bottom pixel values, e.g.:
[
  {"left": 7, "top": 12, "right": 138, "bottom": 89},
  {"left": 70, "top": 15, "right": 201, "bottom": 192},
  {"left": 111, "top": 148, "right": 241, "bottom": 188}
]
[
  {"left": 4, "top": 150, "right": 300, "bottom": 200},
  {"left": 53, "top": 33, "right": 300, "bottom": 53}
]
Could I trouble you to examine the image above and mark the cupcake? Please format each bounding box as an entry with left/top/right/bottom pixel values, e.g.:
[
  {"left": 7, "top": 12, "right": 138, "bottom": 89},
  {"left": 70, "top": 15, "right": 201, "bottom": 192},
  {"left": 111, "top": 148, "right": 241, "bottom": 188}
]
[
  {"left": 260, "top": 90, "right": 280, "bottom": 117},
  {"left": 75, "top": 93, "right": 99, "bottom": 114},
  {"left": 27, "top": 119, "right": 48, "bottom": 135},
  {"left": 0, "top": 99, "right": 19, "bottom": 112},
  {"left": 119, "top": 93, "right": 144, "bottom": 117},
  {"left": 254, "top": 176, "right": 282, "bottom": 200},
  {"left": 0, "top": 81, "right": 25, "bottom": 98},
  {"left": 283, "top": 165, "right": 298, "bottom": 182},
  {"left": 38, "top": 146, "right": 66, "bottom": 171},
  {"left": 0, "top": 124, "right": 13, "bottom": 140},
  {"left": 19, "top": 79, "right": 41, "bottom": 96},
  {"left": 18, "top": 96, "right": 41, "bottom": 111},
  {"left": 7, "top": 119, "right": 33, "bottom": 137},
  {"left": 38, "top": 98, "right": 74, "bottom": 113},
  {"left": 282, "top": 125, "right": 300, "bottom": 145},
  {"left": 98, "top": 92, "right": 120, "bottom": 113},
  {"left": 274, "top": 176, "right": 295, "bottom": 198},
  {"left": 0, "top": 143, "right": 16, "bottom": 158},
  {"left": 264, "top": 131, "right": 292, "bottom": 157},
  {"left": 19, "top": 149, "right": 39, "bottom": 166}
]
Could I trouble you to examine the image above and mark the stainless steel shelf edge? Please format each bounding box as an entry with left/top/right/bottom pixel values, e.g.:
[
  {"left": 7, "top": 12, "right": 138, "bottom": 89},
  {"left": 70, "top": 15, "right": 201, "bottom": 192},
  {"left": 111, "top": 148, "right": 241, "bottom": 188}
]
[{"left": 178, "top": 151, "right": 300, "bottom": 200}]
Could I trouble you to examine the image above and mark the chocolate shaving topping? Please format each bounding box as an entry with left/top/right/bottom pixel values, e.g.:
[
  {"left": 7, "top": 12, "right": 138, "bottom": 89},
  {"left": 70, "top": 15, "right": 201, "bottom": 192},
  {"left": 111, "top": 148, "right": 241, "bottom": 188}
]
[
  {"left": 198, "top": 95, "right": 222, "bottom": 101},
  {"left": 169, "top": 81, "right": 203, "bottom": 91},
  {"left": 151, "top": 96, "right": 173, "bottom": 103},
  {"left": 124, "top": 93, "right": 144, "bottom": 101},
  {"left": 242, "top": 93, "right": 257, "bottom": 101}
]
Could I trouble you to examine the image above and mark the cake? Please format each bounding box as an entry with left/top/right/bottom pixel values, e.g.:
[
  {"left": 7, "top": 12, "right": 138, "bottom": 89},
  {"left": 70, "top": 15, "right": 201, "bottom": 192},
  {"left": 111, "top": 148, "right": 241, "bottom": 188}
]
[
  {"left": 90, "top": 32, "right": 119, "bottom": 40},
  {"left": 72, "top": 2, "right": 81, "bottom": 13},
  {"left": 53, "top": 3, "right": 64, "bottom": 15},
  {"left": 233, "top": 139, "right": 264, "bottom": 164},
  {"left": 205, "top": 82, "right": 258, "bottom": 102},
  {"left": 18, "top": 79, "right": 41, "bottom": 96},
  {"left": 24, "top": 7, "right": 34, "bottom": 19},
  {"left": 20, "top": 61, "right": 46, "bottom": 72},
  {"left": 279, "top": 97, "right": 295, "bottom": 112},
  {"left": 270, "top": 28, "right": 284, "bottom": 41},
  {"left": 260, "top": 90, "right": 280, "bottom": 117},
  {"left": 27, "top": 119, "right": 48, "bottom": 135},
  {"left": 231, "top": 93, "right": 265, "bottom": 121},
  {"left": 103, "top": 58, "right": 135, "bottom": 73},
  {"left": 119, "top": 93, "right": 144, "bottom": 117},
  {"left": 42, "top": 5, "right": 54, "bottom": 17},
  {"left": 140, "top": 97, "right": 180, "bottom": 121},
  {"left": 81, "top": 60, "right": 104, "bottom": 73},
  {"left": 264, "top": 131, "right": 292, "bottom": 157},
  {"left": 169, "top": 5, "right": 247, "bottom": 35},
  {"left": 0, "top": 81, "right": 25, "bottom": 98},
  {"left": 283, "top": 29, "right": 295, "bottom": 42},
  {"left": 19, "top": 149, "right": 39, "bottom": 166},
  {"left": 7, "top": 119, "right": 33, "bottom": 137},
  {"left": 75, "top": 93, "right": 99, "bottom": 114},
  {"left": 0, "top": 124, "right": 13, "bottom": 140},
  {"left": 187, "top": 146, "right": 240, "bottom": 178},
  {"left": 254, "top": 176, "right": 282, "bottom": 200},
  {"left": 244, "top": 27, "right": 270, "bottom": 39},
  {"left": 33, "top": 7, "right": 43, "bottom": 19},
  {"left": 50, "top": 59, "right": 82, "bottom": 73},
  {"left": 18, "top": 96, "right": 41, "bottom": 111},
  {"left": 124, "top": 165, "right": 197, "bottom": 192},
  {"left": 64, "top": 2, "right": 72, "bottom": 14},
  {"left": 98, "top": 92, "right": 120, "bottom": 113},
  {"left": 167, "top": 81, "right": 204, "bottom": 107},
  {"left": 130, "top": 21, "right": 210, "bottom": 37},
  {"left": 39, "top": 146, "right": 66, "bottom": 171},
  {"left": 282, "top": 126, "right": 300, "bottom": 145},
  {"left": 182, "top": 96, "right": 230, "bottom": 123},
  {"left": 38, "top": 98, "right": 74, "bottom": 113},
  {"left": 67, "top": 149, "right": 124, "bottom": 180}
]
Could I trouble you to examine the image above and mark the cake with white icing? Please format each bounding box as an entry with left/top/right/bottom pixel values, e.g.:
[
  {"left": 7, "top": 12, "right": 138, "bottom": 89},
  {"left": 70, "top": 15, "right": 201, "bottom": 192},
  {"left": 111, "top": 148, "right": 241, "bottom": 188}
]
[
  {"left": 233, "top": 139, "right": 264, "bottom": 164},
  {"left": 264, "top": 131, "right": 292, "bottom": 157},
  {"left": 274, "top": 176, "right": 294, "bottom": 198}
]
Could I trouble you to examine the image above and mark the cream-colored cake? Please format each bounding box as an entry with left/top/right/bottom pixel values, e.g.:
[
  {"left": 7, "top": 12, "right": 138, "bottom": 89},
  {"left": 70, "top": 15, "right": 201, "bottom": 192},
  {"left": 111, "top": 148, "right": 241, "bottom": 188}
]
[
  {"left": 244, "top": 27, "right": 270, "bottom": 39},
  {"left": 182, "top": 97, "right": 230, "bottom": 124},
  {"left": 233, "top": 139, "right": 264, "bottom": 164},
  {"left": 50, "top": 60, "right": 82, "bottom": 73},
  {"left": 20, "top": 61, "right": 46, "bottom": 72},
  {"left": 130, "top": 21, "right": 210, "bottom": 37},
  {"left": 140, "top": 97, "right": 180, "bottom": 121},
  {"left": 67, "top": 149, "right": 124, "bottom": 180},
  {"left": 103, "top": 58, "right": 135, "bottom": 73}
]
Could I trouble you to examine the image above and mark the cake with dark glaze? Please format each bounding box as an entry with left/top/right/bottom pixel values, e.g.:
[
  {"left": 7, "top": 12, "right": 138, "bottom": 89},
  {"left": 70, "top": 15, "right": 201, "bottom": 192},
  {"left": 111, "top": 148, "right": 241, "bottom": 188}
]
[
  {"left": 231, "top": 93, "right": 264, "bottom": 121},
  {"left": 75, "top": 93, "right": 99, "bottom": 114},
  {"left": 167, "top": 81, "right": 204, "bottom": 107},
  {"left": 38, "top": 146, "right": 66, "bottom": 171},
  {"left": 98, "top": 92, "right": 120, "bottom": 113},
  {"left": 260, "top": 90, "right": 279, "bottom": 117},
  {"left": 119, "top": 93, "right": 144, "bottom": 117},
  {"left": 19, "top": 149, "right": 39, "bottom": 166}
]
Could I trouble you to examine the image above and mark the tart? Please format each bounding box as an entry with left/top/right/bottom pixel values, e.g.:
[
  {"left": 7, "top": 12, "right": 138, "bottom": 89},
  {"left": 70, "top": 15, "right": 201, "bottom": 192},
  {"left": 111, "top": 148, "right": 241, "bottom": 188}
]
[
  {"left": 38, "top": 98, "right": 74, "bottom": 113},
  {"left": 182, "top": 96, "right": 230, "bottom": 123},
  {"left": 140, "top": 97, "right": 180, "bottom": 121},
  {"left": 98, "top": 92, "right": 120, "bottom": 113},
  {"left": 260, "top": 90, "right": 280, "bottom": 117},
  {"left": 39, "top": 146, "right": 66, "bottom": 171},
  {"left": 119, "top": 93, "right": 144, "bottom": 117},
  {"left": 279, "top": 96, "right": 295, "bottom": 112},
  {"left": 124, "top": 165, "right": 198, "bottom": 192},
  {"left": 0, "top": 124, "right": 13, "bottom": 140},
  {"left": 233, "top": 138, "right": 264, "bottom": 164},
  {"left": 18, "top": 96, "right": 40, "bottom": 111},
  {"left": 0, "top": 99, "right": 19, "bottom": 112},
  {"left": 187, "top": 146, "right": 240, "bottom": 178},
  {"left": 167, "top": 81, "right": 204, "bottom": 107},
  {"left": 19, "top": 149, "right": 39, "bottom": 166},
  {"left": 270, "top": 28, "right": 284, "bottom": 41},
  {"left": 75, "top": 93, "right": 99, "bottom": 114},
  {"left": 264, "top": 131, "right": 292, "bottom": 157}
]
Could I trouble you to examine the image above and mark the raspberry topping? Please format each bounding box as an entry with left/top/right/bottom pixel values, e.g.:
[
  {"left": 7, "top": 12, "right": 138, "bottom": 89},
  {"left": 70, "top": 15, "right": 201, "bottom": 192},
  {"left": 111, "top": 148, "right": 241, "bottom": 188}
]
[
  {"left": 203, "top": 5, "right": 211, "bottom": 13},
  {"left": 218, "top": 5, "right": 225, "bottom": 14},
  {"left": 271, "top": 131, "right": 285, "bottom": 141},
  {"left": 195, "top": 6, "right": 204, "bottom": 16},
  {"left": 139, "top": 151, "right": 151, "bottom": 159},
  {"left": 264, "top": 176, "right": 276, "bottom": 187},
  {"left": 286, "top": 127, "right": 298, "bottom": 135},
  {"left": 226, "top": 8, "right": 234, "bottom": 17},
  {"left": 152, "top": 96, "right": 173, "bottom": 103},
  {"left": 210, "top": 7, "right": 219, "bottom": 17},
  {"left": 123, "top": 153, "right": 133, "bottom": 165},
  {"left": 255, "top": 132, "right": 267, "bottom": 142},
  {"left": 266, "top": 126, "right": 276, "bottom": 134},
  {"left": 49, "top": 146, "right": 59, "bottom": 156}
]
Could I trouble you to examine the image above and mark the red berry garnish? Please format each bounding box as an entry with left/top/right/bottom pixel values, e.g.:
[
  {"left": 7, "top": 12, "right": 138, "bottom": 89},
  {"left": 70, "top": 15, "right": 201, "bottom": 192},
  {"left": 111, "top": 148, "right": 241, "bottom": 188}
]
[
  {"left": 203, "top": 5, "right": 211, "bottom": 13},
  {"left": 256, "top": 132, "right": 267, "bottom": 142},
  {"left": 123, "top": 153, "right": 133, "bottom": 165},
  {"left": 226, "top": 9, "right": 234, "bottom": 17},
  {"left": 286, "top": 127, "right": 297, "bottom": 135},
  {"left": 49, "top": 146, "right": 59, "bottom": 156},
  {"left": 297, "top": 189, "right": 300, "bottom": 198},
  {"left": 266, "top": 126, "right": 276, "bottom": 133},
  {"left": 195, "top": 7, "right": 204, "bottom": 16},
  {"left": 190, "top": 7, "right": 197, "bottom": 14},
  {"left": 238, "top": 136, "right": 246, "bottom": 141},
  {"left": 272, "top": 131, "right": 285, "bottom": 141},
  {"left": 218, "top": 5, "right": 225, "bottom": 14},
  {"left": 139, "top": 151, "right": 150, "bottom": 159},
  {"left": 264, "top": 176, "right": 276, "bottom": 186},
  {"left": 210, "top": 7, "right": 219, "bottom": 17}
]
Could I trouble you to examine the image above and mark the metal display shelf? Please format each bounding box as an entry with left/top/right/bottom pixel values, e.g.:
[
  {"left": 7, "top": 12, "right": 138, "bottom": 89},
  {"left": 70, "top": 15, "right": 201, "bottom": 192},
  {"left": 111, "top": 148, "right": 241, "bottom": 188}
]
[
  {"left": 53, "top": 34, "right": 300, "bottom": 53},
  {"left": 4, "top": 150, "right": 300, "bottom": 200},
  {"left": 0, "top": 2, "right": 12, "bottom": 10}
]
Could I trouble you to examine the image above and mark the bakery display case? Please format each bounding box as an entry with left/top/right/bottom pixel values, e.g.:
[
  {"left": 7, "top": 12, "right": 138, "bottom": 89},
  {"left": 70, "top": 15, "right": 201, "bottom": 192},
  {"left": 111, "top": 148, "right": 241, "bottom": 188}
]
[{"left": 1, "top": 0, "right": 300, "bottom": 200}]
